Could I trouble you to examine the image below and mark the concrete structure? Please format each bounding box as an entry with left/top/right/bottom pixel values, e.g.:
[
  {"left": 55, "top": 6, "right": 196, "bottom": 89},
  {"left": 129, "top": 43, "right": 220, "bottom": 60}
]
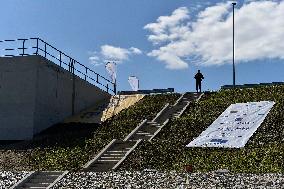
[{"left": 0, "top": 55, "right": 111, "bottom": 140}]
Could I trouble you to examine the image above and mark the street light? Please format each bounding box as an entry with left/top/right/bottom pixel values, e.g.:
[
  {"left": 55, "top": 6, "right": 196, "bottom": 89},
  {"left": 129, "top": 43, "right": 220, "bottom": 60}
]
[{"left": 232, "top": 2, "right": 236, "bottom": 88}]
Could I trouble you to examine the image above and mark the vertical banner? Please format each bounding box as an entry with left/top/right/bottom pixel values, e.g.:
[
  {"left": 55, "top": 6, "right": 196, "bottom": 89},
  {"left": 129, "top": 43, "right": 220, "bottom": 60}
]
[
  {"left": 105, "top": 62, "right": 116, "bottom": 83},
  {"left": 128, "top": 76, "right": 139, "bottom": 91}
]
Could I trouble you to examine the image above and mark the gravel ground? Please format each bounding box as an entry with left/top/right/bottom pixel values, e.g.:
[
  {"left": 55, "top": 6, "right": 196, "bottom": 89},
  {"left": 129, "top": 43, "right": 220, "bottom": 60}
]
[
  {"left": 2, "top": 170, "right": 284, "bottom": 189},
  {"left": 0, "top": 150, "right": 32, "bottom": 171},
  {"left": 0, "top": 171, "right": 29, "bottom": 189},
  {"left": 50, "top": 170, "right": 284, "bottom": 189}
]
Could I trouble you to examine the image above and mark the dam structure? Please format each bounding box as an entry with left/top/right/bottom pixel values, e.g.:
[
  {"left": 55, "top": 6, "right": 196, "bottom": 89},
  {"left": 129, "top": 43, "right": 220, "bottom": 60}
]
[{"left": 0, "top": 38, "right": 115, "bottom": 140}]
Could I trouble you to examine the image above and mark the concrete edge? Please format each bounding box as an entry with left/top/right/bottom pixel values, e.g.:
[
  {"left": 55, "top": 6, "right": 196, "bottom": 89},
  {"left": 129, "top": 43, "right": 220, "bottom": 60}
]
[
  {"left": 149, "top": 119, "right": 169, "bottom": 141},
  {"left": 123, "top": 119, "right": 147, "bottom": 141},
  {"left": 46, "top": 171, "right": 69, "bottom": 189},
  {"left": 151, "top": 103, "right": 170, "bottom": 122},
  {"left": 112, "top": 139, "right": 142, "bottom": 171},
  {"left": 173, "top": 93, "right": 185, "bottom": 106},
  {"left": 82, "top": 139, "right": 117, "bottom": 169},
  {"left": 9, "top": 171, "right": 36, "bottom": 189}
]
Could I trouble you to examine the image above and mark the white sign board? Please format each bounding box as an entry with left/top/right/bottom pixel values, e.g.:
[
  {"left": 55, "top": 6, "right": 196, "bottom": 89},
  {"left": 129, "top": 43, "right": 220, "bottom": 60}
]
[{"left": 186, "top": 101, "right": 275, "bottom": 148}]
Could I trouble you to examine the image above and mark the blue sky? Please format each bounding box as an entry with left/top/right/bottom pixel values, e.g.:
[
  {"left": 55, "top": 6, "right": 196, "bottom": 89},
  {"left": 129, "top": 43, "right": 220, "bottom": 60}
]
[{"left": 1, "top": 0, "right": 284, "bottom": 93}]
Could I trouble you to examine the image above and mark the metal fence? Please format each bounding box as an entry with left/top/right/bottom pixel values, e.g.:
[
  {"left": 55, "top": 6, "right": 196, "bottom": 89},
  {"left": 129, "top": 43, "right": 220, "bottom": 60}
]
[{"left": 0, "top": 37, "right": 116, "bottom": 94}]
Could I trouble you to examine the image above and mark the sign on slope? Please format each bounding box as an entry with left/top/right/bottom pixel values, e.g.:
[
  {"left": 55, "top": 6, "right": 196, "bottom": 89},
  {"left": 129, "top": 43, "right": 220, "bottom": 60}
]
[{"left": 186, "top": 101, "right": 275, "bottom": 148}]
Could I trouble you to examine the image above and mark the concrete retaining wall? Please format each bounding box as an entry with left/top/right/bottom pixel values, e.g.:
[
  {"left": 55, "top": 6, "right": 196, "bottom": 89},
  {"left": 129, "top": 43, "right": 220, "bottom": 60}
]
[{"left": 0, "top": 55, "right": 111, "bottom": 140}]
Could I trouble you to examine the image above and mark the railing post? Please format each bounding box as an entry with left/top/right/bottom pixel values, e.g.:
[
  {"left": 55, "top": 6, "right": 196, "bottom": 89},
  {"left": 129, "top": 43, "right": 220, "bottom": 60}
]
[
  {"left": 85, "top": 67, "right": 87, "bottom": 81},
  {"left": 107, "top": 84, "right": 109, "bottom": 93},
  {"left": 96, "top": 74, "right": 99, "bottom": 83},
  {"left": 71, "top": 59, "right": 76, "bottom": 116},
  {"left": 69, "top": 57, "right": 72, "bottom": 72},
  {"left": 35, "top": 38, "right": 39, "bottom": 55},
  {"left": 114, "top": 83, "right": 116, "bottom": 95},
  {"left": 59, "top": 52, "right": 62, "bottom": 67},
  {"left": 44, "top": 43, "right": 47, "bottom": 57},
  {"left": 22, "top": 39, "right": 26, "bottom": 56}
]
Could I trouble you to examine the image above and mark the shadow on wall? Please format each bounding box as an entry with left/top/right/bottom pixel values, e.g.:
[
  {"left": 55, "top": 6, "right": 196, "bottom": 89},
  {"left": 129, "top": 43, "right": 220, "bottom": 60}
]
[{"left": 0, "top": 122, "right": 100, "bottom": 150}]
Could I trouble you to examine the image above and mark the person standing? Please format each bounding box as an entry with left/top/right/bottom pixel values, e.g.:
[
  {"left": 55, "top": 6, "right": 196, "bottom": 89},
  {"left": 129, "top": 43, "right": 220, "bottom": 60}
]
[{"left": 194, "top": 70, "right": 204, "bottom": 93}]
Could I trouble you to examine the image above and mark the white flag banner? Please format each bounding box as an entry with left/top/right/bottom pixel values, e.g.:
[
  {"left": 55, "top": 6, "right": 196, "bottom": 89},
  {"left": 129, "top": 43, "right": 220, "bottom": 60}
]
[
  {"left": 128, "top": 76, "right": 139, "bottom": 91},
  {"left": 105, "top": 62, "right": 116, "bottom": 83},
  {"left": 186, "top": 101, "right": 275, "bottom": 148}
]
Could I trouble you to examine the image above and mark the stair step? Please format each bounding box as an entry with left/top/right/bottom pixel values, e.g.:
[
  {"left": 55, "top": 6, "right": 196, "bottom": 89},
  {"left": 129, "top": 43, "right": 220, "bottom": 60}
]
[
  {"left": 24, "top": 182, "right": 50, "bottom": 187},
  {"left": 31, "top": 175, "right": 58, "bottom": 180},
  {"left": 107, "top": 150, "right": 128, "bottom": 153},
  {"left": 147, "top": 121, "right": 157, "bottom": 124},
  {"left": 97, "top": 159, "right": 120, "bottom": 162},
  {"left": 148, "top": 123, "right": 160, "bottom": 125},
  {"left": 149, "top": 123, "right": 161, "bottom": 126},
  {"left": 100, "top": 156, "right": 123, "bottom": 159},
  {"left": 129, "top": 139, "right": 141, "bottom": 142},
  {"left": 104, "top": 151, "right": 127, "bottom": 155},
  {"left": 136, "top": 132, "right": 151, "bottom": 135},
  {"left": 35, "top": 172, "right": 62, "bottom": 177},
  {"left": 104, "top": 153, "right": 125, "bottom": 156},
  {"left": 28, "top": 178, "right": 55, "bottom": 183}
]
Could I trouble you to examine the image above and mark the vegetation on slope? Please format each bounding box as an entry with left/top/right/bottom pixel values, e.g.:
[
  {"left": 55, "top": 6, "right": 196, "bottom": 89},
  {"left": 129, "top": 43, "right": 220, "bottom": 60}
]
[
  {"left": 28, "top": 93, "right": 180, "bottom": 171},
  {"left": 120, "top": 86, "right": 284, "bottom": 173}
]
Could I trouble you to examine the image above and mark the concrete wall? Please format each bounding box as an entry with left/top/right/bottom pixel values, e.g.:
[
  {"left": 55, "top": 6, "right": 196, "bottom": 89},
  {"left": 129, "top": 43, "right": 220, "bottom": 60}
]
[
  {"left": 0, "top": 56, "right": 37, "bottom": 140},
  {"left": 0, "top": 55, "right": 111, "bottom": 140},
  {"left": 33, "top": 56, "right": 111, "bottom": 134}
]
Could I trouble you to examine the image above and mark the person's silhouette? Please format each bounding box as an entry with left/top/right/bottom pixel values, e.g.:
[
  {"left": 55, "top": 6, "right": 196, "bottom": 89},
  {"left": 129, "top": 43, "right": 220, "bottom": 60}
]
[{"left": 194, "top": 70, "right": 204, "bottom": 93}]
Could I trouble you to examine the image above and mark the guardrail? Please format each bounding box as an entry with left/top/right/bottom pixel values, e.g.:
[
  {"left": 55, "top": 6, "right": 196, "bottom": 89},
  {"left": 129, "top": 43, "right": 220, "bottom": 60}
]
[{"left": 0, "top": 38, "right": 116, "bottom": 94}]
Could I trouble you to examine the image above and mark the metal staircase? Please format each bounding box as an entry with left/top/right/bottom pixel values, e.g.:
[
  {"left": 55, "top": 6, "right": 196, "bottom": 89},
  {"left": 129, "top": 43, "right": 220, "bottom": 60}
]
[
  {"left": 10, "top": 171, "right": 68, "bottom": 189},
  {"left": 83, "top": 139, "right": 141, "bottom": 172},
  {"left": 13, "top": 92, "right": 204, "bottom": 187},
  {"left": 83, "top": 92, "right": 204, "bottom": 172}
]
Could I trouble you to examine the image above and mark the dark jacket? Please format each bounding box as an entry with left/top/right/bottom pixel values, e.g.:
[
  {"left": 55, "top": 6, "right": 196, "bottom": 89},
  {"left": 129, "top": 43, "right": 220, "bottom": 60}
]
[{"left": 194, "top": 73, "right": 204, "bottom": 81}]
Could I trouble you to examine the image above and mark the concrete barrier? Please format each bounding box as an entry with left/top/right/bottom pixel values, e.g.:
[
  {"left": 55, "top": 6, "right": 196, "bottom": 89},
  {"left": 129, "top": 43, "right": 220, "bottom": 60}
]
[{"left": 0, "top": 55, "right": 111, "bottom": 140}]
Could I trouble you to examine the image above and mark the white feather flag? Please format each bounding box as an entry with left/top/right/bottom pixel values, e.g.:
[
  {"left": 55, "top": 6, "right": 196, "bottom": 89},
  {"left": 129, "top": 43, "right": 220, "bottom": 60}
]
[
  {"left": 128, "top": 76, "right": 139, "bottom": 91},
  {"left": 105, "top": 62, "right": 116, "bottom": 83}
]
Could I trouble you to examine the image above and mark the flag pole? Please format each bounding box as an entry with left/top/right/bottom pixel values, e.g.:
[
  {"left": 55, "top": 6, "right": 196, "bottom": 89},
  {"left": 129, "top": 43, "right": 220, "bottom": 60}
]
[{"left": 232, "top": 2, "right": 236, "bottom": 89}]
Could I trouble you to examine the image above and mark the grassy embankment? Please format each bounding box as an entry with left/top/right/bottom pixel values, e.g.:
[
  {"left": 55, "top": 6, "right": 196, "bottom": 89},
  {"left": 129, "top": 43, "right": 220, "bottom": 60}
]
[
  {"left": 120, "top": 86, "right": 284, "bottom": 173},
  {"left": 29, "top": 94, "right": 180, "bottom": 171}
]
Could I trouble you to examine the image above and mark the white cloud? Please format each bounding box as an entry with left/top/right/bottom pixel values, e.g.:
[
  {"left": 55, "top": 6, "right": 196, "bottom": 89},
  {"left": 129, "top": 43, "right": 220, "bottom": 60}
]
[
  {"left": 129, "top": 47, "right": 143, "bottom": 54},
  {"left": 88, "top": 55, "right": 101, "bottom": 66},
  {"left": 144, "top": 7, "right": 190, "bottom": 45},
  {"left": 145, "top": 1, "right": 284, "bottom": 70},
  {"left": 89, "top": 45, "right": 142, "bottom": 65},
  {"left": 101, "top": 45, "right": 130, "bottom": 61}
]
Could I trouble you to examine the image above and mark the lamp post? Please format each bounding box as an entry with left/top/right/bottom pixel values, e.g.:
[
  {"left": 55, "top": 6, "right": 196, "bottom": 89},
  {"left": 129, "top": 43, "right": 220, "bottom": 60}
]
[{"left": 232, "top": 2, "right": 236, "bottom": 88}]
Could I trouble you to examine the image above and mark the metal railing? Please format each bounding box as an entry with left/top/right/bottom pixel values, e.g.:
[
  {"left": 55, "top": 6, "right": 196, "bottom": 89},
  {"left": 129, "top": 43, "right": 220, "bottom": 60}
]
[{"left": 0, "top": 38, "right": 116, "bottom": 94}]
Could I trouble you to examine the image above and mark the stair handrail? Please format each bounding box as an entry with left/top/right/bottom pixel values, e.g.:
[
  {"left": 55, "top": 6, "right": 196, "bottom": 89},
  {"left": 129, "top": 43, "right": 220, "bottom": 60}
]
[
  {"left": 47, "top": 171, "right": 69, "bottom": 189},
  {"left": 9, "top": 171, "right": 36, "bottom": 189},
  {"left": 0, "top": 37, "right": 116, "bottom": 94},
  {"left": 173, "top": 93, "right": 185, "bottom": 106},
  {"left": 196, "top": 93, "right": 204, "bottom": 102},
  {"left": 123, "top": 119, "right": 147, "bottom": 141},
  {"left": 83, "top": 139, "right": 117, "bottom": 169},
  {"left": 112, "top": 139, "right": 142, "bottom": 170},
  {"left": 151, "top": 103, "right": 170, "bottom": 122},
  {"left": 149, "top": 119, "right": 169, "bottom": 141}
]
